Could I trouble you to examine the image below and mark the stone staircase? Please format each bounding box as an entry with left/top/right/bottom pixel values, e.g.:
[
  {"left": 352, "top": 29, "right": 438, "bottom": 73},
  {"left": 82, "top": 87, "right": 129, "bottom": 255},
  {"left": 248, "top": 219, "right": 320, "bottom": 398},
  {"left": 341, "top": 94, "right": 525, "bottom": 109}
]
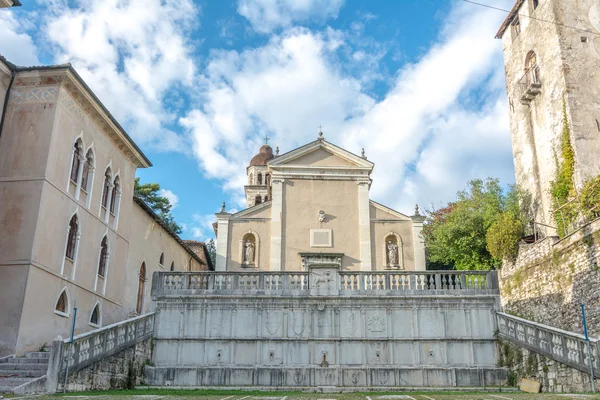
[{"left": 0, "top": 351, "right": 49, "bottom": 394}]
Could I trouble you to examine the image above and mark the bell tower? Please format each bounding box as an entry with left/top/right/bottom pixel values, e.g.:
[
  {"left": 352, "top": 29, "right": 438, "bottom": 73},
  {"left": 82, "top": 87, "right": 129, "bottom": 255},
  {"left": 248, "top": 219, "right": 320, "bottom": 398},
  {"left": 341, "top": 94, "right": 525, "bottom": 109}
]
[
  {"left": 497, "top": 0, "right": 600, "bottom": 234},
  {"left": 245, "top": 144, "right": 274, "bottom": 208}
]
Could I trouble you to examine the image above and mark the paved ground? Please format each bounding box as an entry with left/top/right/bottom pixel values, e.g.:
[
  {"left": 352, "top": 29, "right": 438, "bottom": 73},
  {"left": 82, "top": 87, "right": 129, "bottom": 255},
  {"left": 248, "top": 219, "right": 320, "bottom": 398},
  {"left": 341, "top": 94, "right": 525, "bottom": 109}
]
[{"left": 6, "top": 391, "right": 600, "bottom": 400}]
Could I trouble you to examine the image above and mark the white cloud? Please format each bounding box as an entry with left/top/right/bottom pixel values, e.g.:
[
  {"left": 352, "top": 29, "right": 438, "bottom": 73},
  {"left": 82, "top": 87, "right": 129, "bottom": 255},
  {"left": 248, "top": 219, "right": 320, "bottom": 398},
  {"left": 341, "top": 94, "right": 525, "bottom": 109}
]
[
  {"left": 190, "top": 213, "right": 218, "bottom": 241},
  {"left": 42, "top": 0, "right": 199, "bottom": 150},
  {"left": 0, "top": 11, "right": 39, "bottom": 65},
  {"left": 238, "top": 0, "right": 344, "bottom": 33},
  {"left": 182, "top": 0, "right": 515, "bottom": 212},
  {"left": 159, "top": 189, "right": 179, "bottom": 209}
]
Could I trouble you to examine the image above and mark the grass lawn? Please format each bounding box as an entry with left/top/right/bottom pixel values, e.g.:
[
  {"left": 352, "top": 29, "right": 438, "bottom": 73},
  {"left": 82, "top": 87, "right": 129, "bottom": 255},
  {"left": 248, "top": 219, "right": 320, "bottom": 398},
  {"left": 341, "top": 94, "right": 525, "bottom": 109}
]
[{"left": 6, "top": 389, "right": 600, "bottom": 400}]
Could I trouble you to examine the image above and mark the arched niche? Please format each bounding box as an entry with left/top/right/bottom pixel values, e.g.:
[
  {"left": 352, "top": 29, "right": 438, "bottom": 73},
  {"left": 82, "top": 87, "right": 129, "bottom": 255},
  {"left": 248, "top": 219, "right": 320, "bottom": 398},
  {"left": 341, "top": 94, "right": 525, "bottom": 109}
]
[
  {"left": 239, "top": 230, "right": 260, "bottom": 268},
  {"left": 382, "top": 232, "right": 404, "bottom": 270}
]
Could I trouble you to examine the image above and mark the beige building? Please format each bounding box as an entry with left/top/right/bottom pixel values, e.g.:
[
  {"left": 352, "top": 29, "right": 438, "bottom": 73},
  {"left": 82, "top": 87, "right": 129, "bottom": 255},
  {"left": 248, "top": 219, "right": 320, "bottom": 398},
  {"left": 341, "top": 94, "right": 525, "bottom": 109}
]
[
  {"left": 0, "top": 0, "right": 21, "bottom": 8},
  {"left": 497, "top": 0, "right": 600, "bottom": 232},
  {"left": 215, "top": 135, "right": 426, "bottom": 272},
  {"left": 0, "top": 56, "right": 211, "bottom": 357}
]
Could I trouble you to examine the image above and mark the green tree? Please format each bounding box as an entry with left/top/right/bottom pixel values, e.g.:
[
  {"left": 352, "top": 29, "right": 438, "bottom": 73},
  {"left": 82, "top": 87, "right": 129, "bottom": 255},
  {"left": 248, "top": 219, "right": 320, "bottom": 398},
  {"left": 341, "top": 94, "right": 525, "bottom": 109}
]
[
  {"left": 424, "top": 178, "right": 530, "bottom": 270},
  {"left": 134, "top": 177, "right": 182, "bottom": 234},
  {"left": 205, "top": 238, "right": 216, "bottom": 267}
]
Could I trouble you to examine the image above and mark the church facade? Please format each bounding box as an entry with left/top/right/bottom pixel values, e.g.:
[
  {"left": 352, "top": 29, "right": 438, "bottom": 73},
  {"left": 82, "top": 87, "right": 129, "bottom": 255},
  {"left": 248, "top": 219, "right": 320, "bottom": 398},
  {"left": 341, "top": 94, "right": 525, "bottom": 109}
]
[{"left": 215, "top": 134, "right": 426, "bottom": 272}]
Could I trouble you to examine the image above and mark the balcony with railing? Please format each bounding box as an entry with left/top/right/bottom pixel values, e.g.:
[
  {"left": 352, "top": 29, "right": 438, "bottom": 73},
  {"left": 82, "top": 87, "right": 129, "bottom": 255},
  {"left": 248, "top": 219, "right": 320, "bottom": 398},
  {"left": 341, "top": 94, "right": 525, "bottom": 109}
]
[
  {"left": 518, "top": 64, "right": 542, "bottom": 104},
  {"left": 151, "top": 269, "right": 499, "bottom": 297}
]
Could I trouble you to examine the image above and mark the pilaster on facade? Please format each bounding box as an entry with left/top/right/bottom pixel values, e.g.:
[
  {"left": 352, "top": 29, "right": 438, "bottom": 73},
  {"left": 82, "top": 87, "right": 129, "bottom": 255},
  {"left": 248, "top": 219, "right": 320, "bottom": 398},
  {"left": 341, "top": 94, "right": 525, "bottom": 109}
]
[
  {"left": 215, "top": 212, "right": 232, "bottom": 271},
  {"left": 270, "top": 178, "right": 284, "bottom": 271},
  {"left": 410, "top": 213, "right": 426, "bottom": 271},
  {"left": 357, "top": 180, "right": 372, "bottom": 271}
]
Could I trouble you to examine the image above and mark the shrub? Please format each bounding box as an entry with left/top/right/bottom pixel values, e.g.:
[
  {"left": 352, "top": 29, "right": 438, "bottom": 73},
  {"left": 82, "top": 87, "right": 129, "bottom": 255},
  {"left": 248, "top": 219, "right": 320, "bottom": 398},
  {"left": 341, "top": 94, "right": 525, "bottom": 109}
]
[{"left": 486, "top": 212, "right": 524, "bottom": 261}]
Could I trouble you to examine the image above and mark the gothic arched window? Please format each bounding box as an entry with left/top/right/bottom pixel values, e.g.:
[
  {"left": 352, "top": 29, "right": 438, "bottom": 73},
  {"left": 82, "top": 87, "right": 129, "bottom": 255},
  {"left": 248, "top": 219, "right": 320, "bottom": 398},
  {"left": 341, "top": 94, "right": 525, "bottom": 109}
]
[
  {"left": 98, "top": 236, "right": 108, "bottom": 277},
  {"left": 55, "top": 289, "right": 69, "bottom": 317},
  {"left": 81, "top": 149, "right": 94, "bottom": 192},
  {"left": 70, "top": 140, "right": 83, "bottom": 183},
  {"left": 159, "top": 252, "right": 164, "bottom": 266},
  {"left": 110, "top": 176, "right": 120, "bottom": 214},
  {"left": 101, "top": 168, "right": 112, "bottom": 209},
  {"left": 65, "top": 215, "right": 78, "bottom": 260},
  {"left": 136, "top": 263, "right": 146, "bottom": 314},
  {"left": 90, "top": 303, "right": 101, "bottom": 327},
  {"left": 170, "top": 261, "right": 175, "bottom": 271}
]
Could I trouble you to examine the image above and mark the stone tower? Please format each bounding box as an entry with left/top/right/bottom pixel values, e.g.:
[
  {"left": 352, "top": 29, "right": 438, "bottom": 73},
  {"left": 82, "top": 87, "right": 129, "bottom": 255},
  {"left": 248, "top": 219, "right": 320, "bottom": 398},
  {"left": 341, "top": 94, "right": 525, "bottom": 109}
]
[
  {"left": 244, "top": 144, "right": 274, "bottom": 207},
  {"left": 497, "top": 0, "right": 600, "bottom": 233}
]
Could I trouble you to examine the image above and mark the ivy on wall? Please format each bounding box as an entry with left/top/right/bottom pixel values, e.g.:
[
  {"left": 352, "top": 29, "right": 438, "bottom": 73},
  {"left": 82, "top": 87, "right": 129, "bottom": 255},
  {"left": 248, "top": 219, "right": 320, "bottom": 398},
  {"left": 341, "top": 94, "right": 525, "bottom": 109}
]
[{"left": 550, "top": 99, "right": 576, "bottom": 236}]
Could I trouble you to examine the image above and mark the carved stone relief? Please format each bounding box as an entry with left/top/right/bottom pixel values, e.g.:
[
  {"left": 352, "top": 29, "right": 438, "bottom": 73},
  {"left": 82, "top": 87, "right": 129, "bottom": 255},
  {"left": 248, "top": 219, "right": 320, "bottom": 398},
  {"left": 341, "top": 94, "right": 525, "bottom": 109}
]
[{"left": 368, "top": 315, "right": 386, "bottom": 332}]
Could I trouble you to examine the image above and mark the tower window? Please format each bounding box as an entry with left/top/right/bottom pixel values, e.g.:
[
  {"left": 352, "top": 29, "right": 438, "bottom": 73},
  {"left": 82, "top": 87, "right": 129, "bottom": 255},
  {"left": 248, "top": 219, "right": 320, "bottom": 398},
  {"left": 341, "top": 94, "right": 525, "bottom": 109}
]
[
  {"left": 257, "top": 173, "right": 262, "bottom": 185},
  {"left": 530, "top": 0, "right": 539, "bottom": 11},
  {"left": 255, "top": 195, "right": 262, "bottom": 205},
  {"left": 511, "top": 16, "right": 521, "bottom": 38}
]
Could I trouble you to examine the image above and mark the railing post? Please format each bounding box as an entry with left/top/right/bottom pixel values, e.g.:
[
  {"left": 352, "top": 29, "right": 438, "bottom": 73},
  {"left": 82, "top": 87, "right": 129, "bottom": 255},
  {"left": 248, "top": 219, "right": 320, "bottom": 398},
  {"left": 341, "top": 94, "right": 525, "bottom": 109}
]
[
  {"left": 434, "top": 272, "right": 441, "bottom": 290},
  {"left": 46, "top": 339, "right": 64, "bottom": 393},
  {"left": 487, "top": 270, "right": 499, "bottom": 290}
]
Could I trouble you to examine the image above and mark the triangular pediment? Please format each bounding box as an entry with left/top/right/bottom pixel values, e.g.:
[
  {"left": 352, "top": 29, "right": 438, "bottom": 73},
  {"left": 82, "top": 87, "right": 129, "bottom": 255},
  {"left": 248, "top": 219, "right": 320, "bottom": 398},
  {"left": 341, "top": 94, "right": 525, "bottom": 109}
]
[
  {"left": 369, "top": 200, "right": 411, "bottom": 221},
  {"left": 233, "top": 201, "right": 272, "bottom": 219},
  {"left": 269, "top": 139, "right": 374, "bottom": 170}
]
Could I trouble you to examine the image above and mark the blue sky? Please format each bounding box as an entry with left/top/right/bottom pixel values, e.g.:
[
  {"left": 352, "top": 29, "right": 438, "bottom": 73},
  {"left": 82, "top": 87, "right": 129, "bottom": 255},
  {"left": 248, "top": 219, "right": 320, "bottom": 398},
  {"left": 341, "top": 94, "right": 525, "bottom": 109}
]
[{"left": 1, "top": 0, "right": 516, "bottom": 240}]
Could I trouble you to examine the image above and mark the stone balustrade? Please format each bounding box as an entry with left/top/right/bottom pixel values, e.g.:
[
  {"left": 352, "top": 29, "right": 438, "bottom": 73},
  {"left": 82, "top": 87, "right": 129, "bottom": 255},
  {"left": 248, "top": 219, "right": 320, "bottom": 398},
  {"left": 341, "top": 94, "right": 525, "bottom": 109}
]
[
  {"left": 497, "top": 312, "right": 599, "bottom": 374},
  {"left": 46, "top": 312, "right": 155, "bottom": 393},
  {"left": 152, "top": 270, "right": 499, "bottom": 296}
]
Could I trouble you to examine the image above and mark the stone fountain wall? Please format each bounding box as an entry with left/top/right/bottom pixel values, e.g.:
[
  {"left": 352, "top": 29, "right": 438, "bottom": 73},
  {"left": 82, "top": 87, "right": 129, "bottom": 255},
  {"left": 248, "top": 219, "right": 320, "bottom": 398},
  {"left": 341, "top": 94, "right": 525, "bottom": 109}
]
[{"left": 145, "top": 265, "right": 507, "bottom": 388}]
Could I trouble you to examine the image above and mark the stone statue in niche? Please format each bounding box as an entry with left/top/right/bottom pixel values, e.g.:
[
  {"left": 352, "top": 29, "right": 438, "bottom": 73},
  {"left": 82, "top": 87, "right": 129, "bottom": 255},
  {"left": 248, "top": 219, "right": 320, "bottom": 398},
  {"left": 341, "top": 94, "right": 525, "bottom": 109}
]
[
  {"left": 244, "top": 241, "right": 255, "bottom": 264},
  {"left": 387, "top": 241, "right": 399, "bottom": 266}
]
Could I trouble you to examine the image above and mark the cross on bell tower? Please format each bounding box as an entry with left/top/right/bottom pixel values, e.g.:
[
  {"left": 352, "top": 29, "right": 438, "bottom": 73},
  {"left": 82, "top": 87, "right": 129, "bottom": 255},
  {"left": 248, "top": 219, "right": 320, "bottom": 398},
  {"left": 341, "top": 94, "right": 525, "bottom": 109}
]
[{"left": 263, "top": 134, "right": 270, "bottom": 145}]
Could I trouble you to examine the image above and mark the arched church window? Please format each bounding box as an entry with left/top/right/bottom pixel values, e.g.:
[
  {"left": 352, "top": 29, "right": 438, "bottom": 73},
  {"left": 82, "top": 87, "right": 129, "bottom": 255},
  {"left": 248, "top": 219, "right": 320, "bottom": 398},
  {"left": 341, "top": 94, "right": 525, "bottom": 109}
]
[
  {"left": 242, "top": 233, "right": 256, "bottom": 266},
  {"left": 264, "top": 195, "right": 268, "bottom": 202},
  {"left": 384, "top": 234, "right": 402, "bottom": 269},
  {"left": 257, "top": 173, "right": 262, "bottom": 185},
  {"left": 170, "top": 261, "right": 175, "bottom": 271},
  {"left": 159, "top": 252, "right": 164, "bottom": 266},
  {"left": 255, "top": 195, "right": 262, "bottom": 206}
]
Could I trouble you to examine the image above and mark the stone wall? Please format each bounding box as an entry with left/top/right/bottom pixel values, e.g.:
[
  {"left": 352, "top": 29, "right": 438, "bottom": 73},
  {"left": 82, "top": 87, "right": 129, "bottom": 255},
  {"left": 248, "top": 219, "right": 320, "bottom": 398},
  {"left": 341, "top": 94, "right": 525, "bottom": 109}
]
[
  {"left": 498, "top": 340, "right": 599, "bottom": 393},
  {"left": 147, "top": 268, "right": 507, "bottom": 388},
  {"left": 60, "top": 338, "right": 151, "bottom": 392},
  {"left": 500, "top": 218, "right": 600, "bottom": 335},
  {"left": 500, "top": 218, "right": 600, "bottom": 391}
]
